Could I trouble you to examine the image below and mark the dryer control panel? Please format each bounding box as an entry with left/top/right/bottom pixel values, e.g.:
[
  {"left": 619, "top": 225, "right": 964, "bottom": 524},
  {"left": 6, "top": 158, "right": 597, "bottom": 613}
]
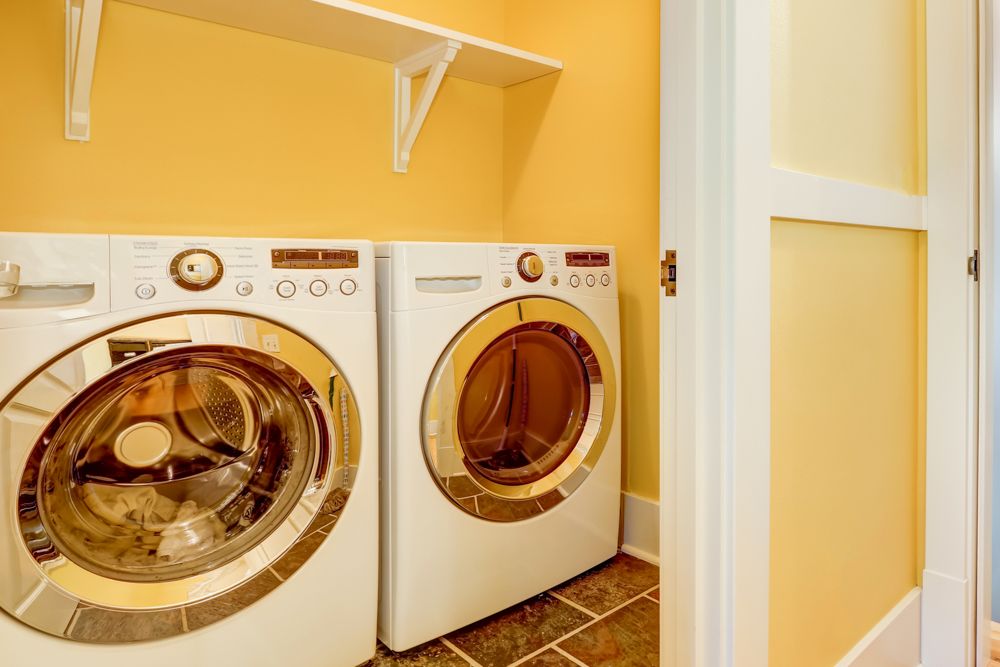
[
  {"left": 491, "top": 244, "right": 617, "bottom": 297},
  {"left": 110, "top": 236, "right": 374, "bottom": 312}
]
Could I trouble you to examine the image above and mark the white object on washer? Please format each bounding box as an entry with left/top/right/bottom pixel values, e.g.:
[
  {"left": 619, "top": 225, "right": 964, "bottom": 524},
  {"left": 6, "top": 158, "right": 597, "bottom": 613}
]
[
  {"left": 376, "top": 242, "right": 622, "bottom": 651},
  {"left": 0, "top": 233, "right": 378, "bottom": 667}
]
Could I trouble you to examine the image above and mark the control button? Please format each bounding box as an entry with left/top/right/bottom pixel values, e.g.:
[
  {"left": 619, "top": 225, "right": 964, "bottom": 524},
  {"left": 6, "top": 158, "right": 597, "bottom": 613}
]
[
  {"left": 177, "top": 252, "right": 220, "bottom": 285},
  {"left": 135, "top": 283, "right": 156, "bottom": 300},
  {"left": 600, "top": 273, "right": 610, "bottom": 286},
  {"left": 550, "top": 275, "right": 559, "bottom": 286},
  {"left": 309, "top": 279, "right": 329, "bottom": 297},
  {"left": 517, "top": 252, "right": 544, "bottom": 282},
  {"left": 501, "top": 276, "right": 512, "bottom": 288},
  {"left": 236, "top": 281, "right": 254, "bottom": 296},
  {"left": 339, "top": 279, "right": 357, "bottom": 296},
  {"left": 276, "top": 280, "right": 296, "bottom": 298},
  {"left": 170, "top": 248, "right": 224, "bottom": 291},
  {"left": 569, "top": 274, "right": 581, "bottom": 288},
  {"left": 585, "top": 274, "right": 596, "bottom": 287}
]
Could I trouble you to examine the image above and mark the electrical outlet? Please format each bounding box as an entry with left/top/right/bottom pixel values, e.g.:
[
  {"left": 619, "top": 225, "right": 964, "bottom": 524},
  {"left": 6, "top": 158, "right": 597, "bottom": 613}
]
[{"left": 262, "top": 334, "right": 280, "bottom": 353}]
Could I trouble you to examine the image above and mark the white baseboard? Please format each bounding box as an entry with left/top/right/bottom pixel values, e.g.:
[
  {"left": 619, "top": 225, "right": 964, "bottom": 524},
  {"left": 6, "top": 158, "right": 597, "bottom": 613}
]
[
  {"left": 835, "top": 588, "right": 921, "bottom": 667},
  {"left": 621, "top": 492, "right": 659, "bottom": 565},
  {"left": 920, "top": 569, "right": 969, "bottom": 667}
]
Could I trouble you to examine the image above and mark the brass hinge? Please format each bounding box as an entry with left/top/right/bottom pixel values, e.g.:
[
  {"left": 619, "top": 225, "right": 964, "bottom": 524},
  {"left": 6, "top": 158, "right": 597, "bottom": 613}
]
[
  {"left": 661, "top": 250, "right": 677, "bottom": 297},
  {"left": 969, "top": 249, "right": 980, "bottom": 282}
]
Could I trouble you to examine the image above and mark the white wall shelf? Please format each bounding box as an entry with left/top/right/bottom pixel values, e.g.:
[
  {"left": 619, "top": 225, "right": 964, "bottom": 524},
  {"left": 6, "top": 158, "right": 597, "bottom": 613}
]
[{"left": 67, "top": 0, "right": 564, "bottom": 171}]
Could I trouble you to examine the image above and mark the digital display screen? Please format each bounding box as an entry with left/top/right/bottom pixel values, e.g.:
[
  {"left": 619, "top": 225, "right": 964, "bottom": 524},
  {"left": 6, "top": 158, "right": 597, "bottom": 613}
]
[
  {"left": 272, "top": 248, "right": 359, "bottom": 269},
  {"left": 566, "top": 252, "right": 610, "bottom": 267}
]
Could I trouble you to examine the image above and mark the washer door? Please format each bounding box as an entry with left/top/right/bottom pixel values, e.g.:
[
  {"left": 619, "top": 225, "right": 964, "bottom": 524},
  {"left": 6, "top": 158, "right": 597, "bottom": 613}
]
[
  {"left": 0, "top": 313, "right": 360, "bottom": 643},
  {"left": 423, "top": 297, "right": 616, "bottom": 522}
]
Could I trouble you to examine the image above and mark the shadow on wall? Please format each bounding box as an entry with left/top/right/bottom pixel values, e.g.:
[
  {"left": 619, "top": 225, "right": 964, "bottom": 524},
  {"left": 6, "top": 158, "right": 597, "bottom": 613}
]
[{"left": 503, "top": 72, "right": 560, "bottom": 202}]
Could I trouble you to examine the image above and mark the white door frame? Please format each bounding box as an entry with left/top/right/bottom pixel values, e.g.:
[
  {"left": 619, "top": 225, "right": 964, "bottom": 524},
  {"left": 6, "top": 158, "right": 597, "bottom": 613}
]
[
  {"left": 660, "top": 0, "right": 979, "bottom": 664},
  {"left": 978, "top": 0, "right": 996, "bottom": 663},
  {"left": 660, "top": 0, "right": 771, "bottom": 664}
]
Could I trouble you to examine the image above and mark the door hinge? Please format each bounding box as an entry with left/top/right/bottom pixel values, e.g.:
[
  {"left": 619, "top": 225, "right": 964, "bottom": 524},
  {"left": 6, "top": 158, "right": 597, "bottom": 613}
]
[
  {"left": 969, "top": 249, "right": 980, "bottom": 282},
  {"left": 661, "top": 250, "right": 677, "bottom": 297}
]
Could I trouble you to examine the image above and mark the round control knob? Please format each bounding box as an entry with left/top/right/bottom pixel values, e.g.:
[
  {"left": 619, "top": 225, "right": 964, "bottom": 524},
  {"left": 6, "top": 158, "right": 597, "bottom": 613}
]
[
  {"left": 586, "top": 274, "right": 596, "bottom": 287},
  {"left": 569, "top": 274, "right": 581, "bottom": 288},
  {"left": 517, "top": 252, "right": 544, "bottom": 283},
  {"left": 135, "top": 283, "right": 156, "bottom": 300},
  {"left": 339, "top": 279, "right": 357, "bottom": 296},
  {"left": 600, "top": 273, "right": 610, "bottom": 286},
  {"left": 501, "top": 276, "right": 512, "bottom": 288},
  {"left": 309, "top": 279, "right": 329, "bottom": 297},
  {"left": 276, "top": 280, "right": 296, "bottom": 298},
  {"left": 236, "top": 281, "right": 254, "bottom": 296},
  {"left": 169, "top": 249, "right": 224, "bottom": 291},
  {"left": 550, "top": 275, "right": 559, "bottom": 286}
]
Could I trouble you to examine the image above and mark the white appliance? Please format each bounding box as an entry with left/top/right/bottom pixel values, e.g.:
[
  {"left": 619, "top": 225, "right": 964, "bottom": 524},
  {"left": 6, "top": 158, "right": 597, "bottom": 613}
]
[
  {"left": 0, "top": 233, "right": 378, "bottom": 666},
  {"left": 376, "top": 242, "right": 621, "bottom": 651}
]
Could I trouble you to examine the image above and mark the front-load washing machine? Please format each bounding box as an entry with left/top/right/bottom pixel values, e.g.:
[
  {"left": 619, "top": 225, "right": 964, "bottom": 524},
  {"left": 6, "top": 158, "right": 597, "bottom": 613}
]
[
  {"left": 0, "top": 233, "right": 378, "bottom": 666},
  {"left": 376, "top": 242, "right": 621, "bottom": 650}
]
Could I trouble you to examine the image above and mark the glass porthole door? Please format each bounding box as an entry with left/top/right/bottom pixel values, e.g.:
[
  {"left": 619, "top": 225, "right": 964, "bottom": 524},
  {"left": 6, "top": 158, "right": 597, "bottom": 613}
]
[
  {"left": 0, "top": 313, "right": 360, "bottom": 643},
  {"left": 423, "top": 297, "right": 616, "bottom": 522}
]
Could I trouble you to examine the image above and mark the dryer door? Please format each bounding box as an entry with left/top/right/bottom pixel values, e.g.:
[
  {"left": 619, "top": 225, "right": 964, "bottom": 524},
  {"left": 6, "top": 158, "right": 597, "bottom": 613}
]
[
  {"left": 423, "top": 297, "right": 616, "bottom": 522},
  {"left": 0, "top": 313, "right": 360, "bottom": 643}
]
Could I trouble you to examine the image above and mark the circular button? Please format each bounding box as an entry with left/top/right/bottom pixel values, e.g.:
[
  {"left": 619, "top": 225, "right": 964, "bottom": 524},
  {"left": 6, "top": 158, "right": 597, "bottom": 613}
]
[
  {"left": 585, "top": 274, "right": 596, "bottom": 287},
  {"left": 550, "top": 275, "right": 559, "bottom": 286},
  {"left": 517, "top": 252, "right": 545, "bottom": 282},
  {"left": 177, "top": 252, "right": 219, "bottom": 285},
  {"left": 569, "top": 274, "right": 581, "bottom": 288},
  {"left": 236, "top": 281, "right": 254, "bottom": 296},
  {"left": 501, "top": 276, "right": 512, "bottom": 288},
  {"left": 339, "top": 279, "right": 357, "bottom": 296},
  {"left": 309, "top": 280, "right": 329, "bottom": 297},
  {"left": 135, "top": 283, "right": 156, "bottom": 300},
  {"left": 600, "top": 273, "right": 610, "bottom": 286},
  {"left": 276, "top": 280, "right": 296, "bottom": 298},
  {"left": 169, "top": 249, "right": 224, "bottom": 291}
]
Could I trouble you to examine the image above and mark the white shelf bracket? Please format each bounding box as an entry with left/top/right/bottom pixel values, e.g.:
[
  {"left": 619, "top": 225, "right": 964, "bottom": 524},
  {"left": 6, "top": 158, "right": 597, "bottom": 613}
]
[
  {"left": 393, "top": 39, "right": 462, "bottom": 173},
  {"left": 65, "top": 0, "right": 103, "bottom": 141}
]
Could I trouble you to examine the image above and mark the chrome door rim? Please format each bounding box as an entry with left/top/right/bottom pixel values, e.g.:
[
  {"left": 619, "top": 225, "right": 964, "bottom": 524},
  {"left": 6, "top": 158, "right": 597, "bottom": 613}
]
[
  {"left": 422, "top": 297, "right": 616, "bottom": 522},
  {"left": 0, "top": 312, "right": 361, "bottom": 643}
]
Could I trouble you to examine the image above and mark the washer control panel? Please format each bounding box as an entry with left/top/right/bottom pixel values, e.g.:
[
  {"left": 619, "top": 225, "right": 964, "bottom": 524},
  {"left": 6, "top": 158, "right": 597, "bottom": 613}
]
[
  {"left": 111, "top": 236, "right": 373, "bottom": 311},
  {"left": 491, "top": 244, "right": 616, "bottom": 297}
]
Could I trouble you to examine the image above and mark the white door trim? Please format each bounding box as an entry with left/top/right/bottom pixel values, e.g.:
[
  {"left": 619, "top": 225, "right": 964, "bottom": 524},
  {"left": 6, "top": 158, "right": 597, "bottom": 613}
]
[
  {"left": 923, "top": 0, "right": 980, "bottom": 664},
  {"left": 660, "top": 0, "right": 771, "bottom": 664},
  {"left": 978, "top": 0, "right": 995, "bottom": 664}
]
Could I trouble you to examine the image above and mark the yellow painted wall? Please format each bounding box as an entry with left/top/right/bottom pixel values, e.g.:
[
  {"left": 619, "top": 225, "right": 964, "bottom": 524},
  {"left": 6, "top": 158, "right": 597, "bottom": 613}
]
[
  {"left": 0, "top": 0, "right": 504, "bottom": 239},
  {"left": 770, "top": 220, "right": 920, "bottom": 667},
  {"left": 771, "top": 0, "right": 924, "bottom": 194},
  {"left": 502, "top": 1, "right": 661, "bottom": 500}
]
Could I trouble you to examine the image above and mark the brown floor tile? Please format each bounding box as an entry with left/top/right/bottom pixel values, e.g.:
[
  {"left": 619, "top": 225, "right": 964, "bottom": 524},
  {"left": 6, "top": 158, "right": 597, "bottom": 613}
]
[
  {"left": 185, "top": 570, "right": 282, "bottom": 631},
  {"left": 559, "top": 596, "right": 659, "bottom": 667},
  {"left": 519, "top": 648, "right": 578, "bottom": 666},
  {"left": 446, "top": 474, "right": 482, "bottom": 499},
  {"left": 446, "top": 593, "right": 591, "bottom": 667},
  {"left": 551, "top": 553, "right": 659, "bottom": 615},
  {"left": 364, "top": 640, "right": 469, "bottom": 666},
  {"left": 69, "top": 606, "right": 184, "bottom": 643},
  {"left": 648, "top": 588, "right": 660, "bottom": 601}
]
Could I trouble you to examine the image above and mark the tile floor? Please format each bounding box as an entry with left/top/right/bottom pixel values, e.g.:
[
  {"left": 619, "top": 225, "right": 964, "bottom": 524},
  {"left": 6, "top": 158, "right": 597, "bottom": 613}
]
[{"left": 366, "top": 552, "right": 659, "bottom": 667}]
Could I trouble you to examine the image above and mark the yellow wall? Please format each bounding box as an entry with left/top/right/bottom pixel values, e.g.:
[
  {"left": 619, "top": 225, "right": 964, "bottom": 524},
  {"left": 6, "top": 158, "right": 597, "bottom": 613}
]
[
  {"left": 771, "top": 0, "right": 924, "bottom": 194},
  {"left": 770, "top": 220, "right": 920, "bottom": 667},
  {"left": 0, "top": 0, "right": 503, "bottom": 239},
  {"left": 770, "top": 1, "right": 926, "bottom": 664},
  {"left": 0, "top": 1, "right": 662, "bottom": 502},
  {"left": 502, "top": 0, "right": 661, "bottom": 500}
]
